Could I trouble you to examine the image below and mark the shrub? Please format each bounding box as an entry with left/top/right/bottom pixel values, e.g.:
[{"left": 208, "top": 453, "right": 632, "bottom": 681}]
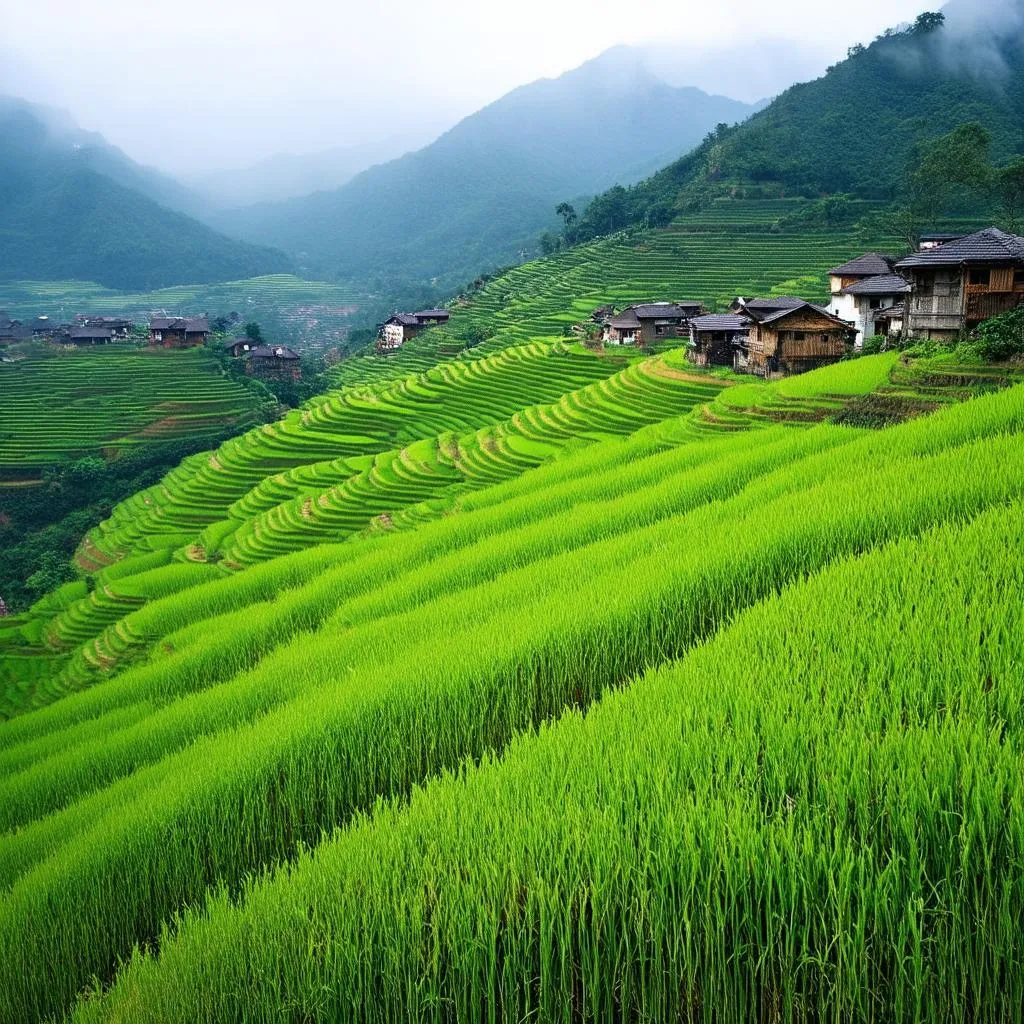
[{"left": 973, "top": 307, "right": 1024, "bottom": 362}]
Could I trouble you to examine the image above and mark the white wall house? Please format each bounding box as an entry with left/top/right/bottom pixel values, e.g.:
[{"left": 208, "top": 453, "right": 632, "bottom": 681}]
[{"left": 827, "top": 254, "right": 910, "bottom": 348}]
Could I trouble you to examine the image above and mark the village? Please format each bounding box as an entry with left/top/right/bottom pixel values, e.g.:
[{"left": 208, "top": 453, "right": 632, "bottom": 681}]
[
  {"left": 4, "top": 226, "right": 1024, "bottom": 384},
  {"left": 0, "top": 312, "right": 303, "bottom": 380},
  {"left": 375, "top": 226, "right": 1024, "bottom": 377}
]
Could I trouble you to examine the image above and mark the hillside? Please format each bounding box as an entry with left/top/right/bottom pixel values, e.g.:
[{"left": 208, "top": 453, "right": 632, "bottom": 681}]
[
  {"left": 0, "top": 342, "right": 1022, "bottom": 1020},
  {"left": 0, "top": 99, "right": 294, "bottom": 291},
  {"left": 569, "top": 2, "right": 1024, "bottom": 241},
  {"left": 209, "top": 50, "right": 756, "bottom": 289}
]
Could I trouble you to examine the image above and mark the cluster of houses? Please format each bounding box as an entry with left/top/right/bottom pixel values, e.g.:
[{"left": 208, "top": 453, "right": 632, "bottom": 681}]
[
  {"left": 0, "top": 313, "right": 211, "bottom": 349},
  {"left": 608, "top": 226, "right": 1024, "bottom": 377}
]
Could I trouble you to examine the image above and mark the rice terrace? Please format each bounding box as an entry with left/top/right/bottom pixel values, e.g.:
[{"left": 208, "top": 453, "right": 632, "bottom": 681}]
[{"left": 3, "top": 1, "right": 1024, "bottom": 1021}]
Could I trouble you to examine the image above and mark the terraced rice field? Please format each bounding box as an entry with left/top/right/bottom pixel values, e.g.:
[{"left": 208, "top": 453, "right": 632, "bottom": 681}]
[
  {"left": 0, "top": 348, "right": 262, "bottom": 481},
  {"left": 1, "top": 200, "right": 1020, "bottom": 1022},
  {"left": 0, "top": 344, "right": 1021, "bottom": 1021}
]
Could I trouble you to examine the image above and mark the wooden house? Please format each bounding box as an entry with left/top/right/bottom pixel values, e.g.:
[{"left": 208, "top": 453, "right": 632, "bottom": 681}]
[
  {"left": 378, "top": 313, "right": 422, "bottom": 351},
  {"left": 149, "top": 316, "right": 210, "bottom": 349},
  {"left": 827, "top": 254, "right": 910, "bottom": 347},
  {"left": 687, "top": 314, "right": 749, "bottom": 367},
  {"left": 227, "top": 338, "right": 257, "bottom": 358},
  {"left": 248, "top": 345, "right": 301, "bottom": 380},
  {"left": 68, "top": 326, "right": 114, "bottom": 346},
  {"left": 603, "top": 302, "right": 704, "bottom": 345},
  {"left": 77, "top": 315, "right": 134, "bottom": 339},
  {"left": 0, "top": 312, "right": 31, "bottom": 344},
  {"left": 377, "top": 309, "right": 450, "bottom": 352},
  {"left": 414, "top": 309, "right": 450, "bottom": 326},
  {"left": 895, "top": 228, "right": 1024, "bottom": 341},
  {"left": 735, "top": 300, "right": 855, "bottom": 377}
]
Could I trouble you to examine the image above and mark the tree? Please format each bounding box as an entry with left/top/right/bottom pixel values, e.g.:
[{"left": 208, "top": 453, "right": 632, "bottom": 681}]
[
  {"left": 893, "top": 123, "right": 993, "bottom": 248},
  {"left": 539, "top": 231, "right": 559, "bottom": 256},
  {"left": 997, "top": 159, "right": 1024, "bottom": 234},
  {"left": 244, "top": 321, "right": 263, "bottom": 342},
  {"left": 555, "top": 203, "right": 577, "bottom": 232},
  {"left": 912, "top": 12, "right": 945, "bottom": 34},
  {"left": 847, "top": 43, "right": 866, "bottom": 58}
]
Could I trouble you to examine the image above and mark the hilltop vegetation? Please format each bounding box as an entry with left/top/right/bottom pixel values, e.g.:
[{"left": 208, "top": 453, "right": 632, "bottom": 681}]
[{"left": 566, "top": 4, "right": 1024, "bottom": 244}]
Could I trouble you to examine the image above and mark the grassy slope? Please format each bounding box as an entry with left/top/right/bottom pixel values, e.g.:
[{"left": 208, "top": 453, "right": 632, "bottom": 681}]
[
  {"left": 0, "top": 347, "right": 265, "bottom": 481},
  {"left": 0, "top": 366, "right": 1022, "bottom": 1022}
]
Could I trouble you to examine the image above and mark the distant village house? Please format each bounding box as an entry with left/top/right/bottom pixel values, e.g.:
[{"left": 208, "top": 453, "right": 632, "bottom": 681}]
[
  {"left": 377, "top": 309, "right": 451, "bottom": 352},
  {"left": 68, "top": 326, "right": 114, "bottom": 346},
  {"left": 828, "top": 253, "right": 910, "bottom": 347},
  {"left": 248, "top": 345, "right": 302, "bottom": 380},
  {"left": 602, "top": 302, "right": 704, "bottom": 346},
  {"left": 733, "top": 298, "right": 855, "bottom": 377},
  {"left": 149, "top": 316, "right": 210, "bottom": 349},
  {"left": 896, "top": 227, "right": 1024, "bottom": 342},
  {"left": 227, "top": 338, "right": 257, "bottom": 357},
  {"left": 0, "top": 312, "right": 31, "bottom": 344},
  {"left": 76, "top": 315, "right": 134, "bottom": 340}
]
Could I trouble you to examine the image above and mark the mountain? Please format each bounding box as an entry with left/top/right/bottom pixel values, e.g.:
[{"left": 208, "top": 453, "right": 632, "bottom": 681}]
[
  {"left": 0, "top": 97, "right": 294, "bottom": 291},
  {"left": 208, "top": 49, "right": 757, "bottom": 290},
  {"left": 188, "top": 133, "right": 442, "bottom": 208},
  {"left": 569, "top": 0, "right": 1024, "bottom": 242}
]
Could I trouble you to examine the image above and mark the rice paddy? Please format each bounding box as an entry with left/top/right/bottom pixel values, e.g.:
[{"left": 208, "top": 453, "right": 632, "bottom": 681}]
[{"left": 0, "top": 204, "right": 1022, "bottom": 1022}]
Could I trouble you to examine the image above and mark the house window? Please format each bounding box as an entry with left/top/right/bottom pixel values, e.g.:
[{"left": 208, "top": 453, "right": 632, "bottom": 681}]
[
  {"left": 870, "top": 298, "right": 883, "bottom": 309},
  {"left": 154, "top": 331, "right": 162, "bottom": 341},
  {"left": 1015, "top": 269, "right": 1024, "bottom": 288},
  {"left": 792, "top": 331, "right": 805, "bottom": 341},
  {"left": 969, "top": 268, "right": 991, "bottom": 286}
]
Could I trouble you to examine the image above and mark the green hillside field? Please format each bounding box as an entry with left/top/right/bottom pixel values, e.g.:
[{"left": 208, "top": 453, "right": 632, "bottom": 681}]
[
  {"left": 0, "top": 347, "right": 265, "bottom": 483},
  {"left": 0, "top": 342, "right": 1022, "bottom": 1021},
  {"left": 2, "top": 186, "right": 1024, "bottom": 1021}
]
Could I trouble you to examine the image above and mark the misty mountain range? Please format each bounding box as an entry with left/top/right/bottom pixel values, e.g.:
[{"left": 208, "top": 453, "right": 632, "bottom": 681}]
[{"left": 2, "top": 0, "right": 1023, "bottom": 297}]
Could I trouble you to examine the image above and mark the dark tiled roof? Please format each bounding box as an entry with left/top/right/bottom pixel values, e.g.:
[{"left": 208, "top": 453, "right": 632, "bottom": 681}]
[
  {"left": 385, "top": 313, "right": 421, "bottom": 327},
  {"left": 840, "top": 274, "right": 911, "bottom": 296},
  {"left": 150, "top": 316, "right": 209, "bottom": 331},
  {"left": 828, "top": 253, "right": 893, "bottom": 277},
  {"left": 756, "top": 303, "right": 854, "bottom": 329},
  {"left": 896, "top": 228, "right": 1024, "bottom": 269},
  {"left": 875, "top": 302, "right": 906, "bottom": 318},
  {"left": 740, "top": 296, "right": 806, "bottom": 311},
  {"left": 0, "top": 324, "right": 32, "bottom": 341},
  {"left": 919, "top": 233, "right": 966, "bottom": 243},
  {"left": 632, "top": 302, "right": 701, "bottom": 319},
  {"left": 690, "top": 314, "right": 749, "bottom": 331},
  {"left": 606, "top": 312, "right": 641, "bottom": 329},
  {"left": 414, "top": 309, "right": 449, "bottom": 319},
  {"left": 250, "top": 345, "right": 300, "bottom": 360}
]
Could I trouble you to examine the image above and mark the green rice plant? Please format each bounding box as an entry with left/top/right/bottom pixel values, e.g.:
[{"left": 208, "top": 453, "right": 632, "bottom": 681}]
[
  {"left": 0, "top": 385, "right": 1023, "bottom": 1022},
  {"left": 68, "top": 498, "right": 1024, "bottom": 1024}
]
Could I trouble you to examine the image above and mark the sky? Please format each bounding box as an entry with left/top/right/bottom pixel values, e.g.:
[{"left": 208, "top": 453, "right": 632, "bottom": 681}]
[{"left": 0, "top": 0, "right": 934, "bottom": 176}]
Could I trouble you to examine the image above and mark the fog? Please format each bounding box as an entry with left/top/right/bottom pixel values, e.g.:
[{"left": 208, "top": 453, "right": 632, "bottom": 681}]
[{"left": 1, "top": 0, "right": 933, "bottom": 177}]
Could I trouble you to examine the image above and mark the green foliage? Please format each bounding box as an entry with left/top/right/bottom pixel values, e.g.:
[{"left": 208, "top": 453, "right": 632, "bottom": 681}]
[
  {"left": 570, "top": 16, "right": 1024, "bottom": 243},
  {"left": 973, "top": 307, "right": 1024, "bottom": 362},
  {"left": 243, "top": 322, "right": 263, "bottom": 342}
]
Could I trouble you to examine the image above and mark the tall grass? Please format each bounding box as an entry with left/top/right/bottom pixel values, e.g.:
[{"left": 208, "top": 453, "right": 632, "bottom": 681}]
[
  {"left": 1, "top": 385, "right": 1024, "bottom": 1021},
  {"left": 70, "top": 499, "right": 1024, "bottom": 1023}
]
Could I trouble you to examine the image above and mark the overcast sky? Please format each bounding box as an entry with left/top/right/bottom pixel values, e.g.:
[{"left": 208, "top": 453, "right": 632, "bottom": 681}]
[{"left": 1, "top": 0, "right": 933, "bottom": 176}]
